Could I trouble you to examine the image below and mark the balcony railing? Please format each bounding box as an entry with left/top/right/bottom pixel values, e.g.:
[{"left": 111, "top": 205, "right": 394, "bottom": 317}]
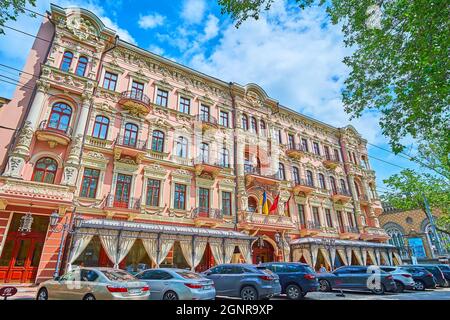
[
  {"left": 196, "top": 114, "right": 218, "bottom": 125},
  {"left": 299, "top": 221, "right": 321, "bottom": 230},
  {"left": 105, "top": 194, "right": 141, "bottom": 210},
  {"left": 342, "top": 225, "right": 359, "bottom": 233},
  {"left": 120, "top": 90, "right": 151, "bottom": 106},
  {"left": 294, "top": 178, "right": 315, "bottom": 188},
  {"left": 115, "top": 135, "right": 147, "bottom": 150},
  {"left": 287, "top": 143, "right": 307, "bottom": 152},
  {"left": 324, "top": 153, "right": 339, "bottom": 162},
  {"left": 194, "top": 157, "right": 230, "bottom": 169},
  {"left": 38, "top": 120, "right": 73, "bottom": 137},
  {"left": 332, "top": 187, "right": 352, "bottom": 197},
  {"left": 192, "top": 207, "right": 223, "bottom": 219},
  {"left": 244, "top": 165, "right": 279, "bottom": 179}
]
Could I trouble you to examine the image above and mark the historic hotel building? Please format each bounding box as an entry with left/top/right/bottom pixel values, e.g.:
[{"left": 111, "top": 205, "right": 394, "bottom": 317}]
[{"left": 0, "top": 5, "right": 397, "bottom": 284}]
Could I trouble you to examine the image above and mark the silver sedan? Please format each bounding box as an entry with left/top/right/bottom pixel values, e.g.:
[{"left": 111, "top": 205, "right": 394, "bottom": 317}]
[
  {"left": 135, "top": 268, "right": 215, "bottom": 300},
  {"left": 36, "top": 267, "right": 150, "bottom": 300}
]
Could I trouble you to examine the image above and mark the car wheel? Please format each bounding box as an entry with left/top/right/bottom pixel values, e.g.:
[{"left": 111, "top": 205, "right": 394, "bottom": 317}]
[
  {"left": 163, "top": 291, "right": 179, "bottom": 300},
  {"left": 371, "top": 284, "right": 385, "bottom": 295},
  {"left": 318, "top": 280, "right": 331, "bottom": 292},
  {"left": 83, "top": 294, "right": 96, "bottom": 300},
  {"left": 286, "top": 284, "right": 303, "bottom": 300},
  {"left": 240, "top": 286, "right": 258, "bottom": 300},
  {"left": 36, "top": 288, "right": 48, "bottom": 300},
  {"left": 414, "top": 280, "right": 425, "bottom": 291},
  {"left": 394, "top": 281, "right": 404, "bottom": 293}
]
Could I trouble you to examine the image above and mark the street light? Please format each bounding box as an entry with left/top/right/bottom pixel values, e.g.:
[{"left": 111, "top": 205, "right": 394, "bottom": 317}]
[{"left": 50, "top": 210, "right": 83, "bottom": 278}]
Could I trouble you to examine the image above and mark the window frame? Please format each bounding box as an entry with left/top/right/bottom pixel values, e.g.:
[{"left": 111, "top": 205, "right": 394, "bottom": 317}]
[
  {"left": 80, "top": 168, "right": 100, "bottom": 198},
  {"left": 102, "top": 71, "right": 118, "bottom": 91}
]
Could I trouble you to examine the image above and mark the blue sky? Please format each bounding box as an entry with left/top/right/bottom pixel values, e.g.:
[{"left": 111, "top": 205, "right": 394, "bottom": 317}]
[{"left": 0, "top": 0, "right": 426, "bottom": 194}]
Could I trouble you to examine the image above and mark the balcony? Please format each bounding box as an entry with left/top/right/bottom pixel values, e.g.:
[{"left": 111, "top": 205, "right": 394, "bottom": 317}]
[
  {"left": 85, "top": 135, "right": 113, "bottom": 150},
  {"left": 196, "top": 114, "right": 218, "bottom": 131},
  {"left": 338, "top": 225, "right": 360, "bottom": 240},
  {"left": 323, "top": 154, "right": 340, "bottom": 169},
  {"left": 358, "top": 194, "right": 370, "bottom": 205},
  {"left": 244, "top": 166, "right": 280, "bottom": 187},
  {"left": 331, "top": 188, "right": 352, "bottom": 202},
  {"left": 192, "top": 208, "right": 223, "bottom": 227},
  {"left": 118, "top": 91, "right": 152, "bottom": 116},
  {"left": 105, "top": 194, "right": 141, "bottom": 211},
  {"left": 35, "top": 120, "right": 73, "bottom": 148},
  {"left": 285, "top": 144, "right": 308, "bottom": 160},
  {"left": 299, "top": 221, "right": 322, "bottom": 237},
  {"left": 238, "top": 211, "right": 296, "bottom": 231},
  {"left": 114, "top": 135, "right": 147, "bottom": 163},
  {"left": 194, "top": 158, "right": 228, "bottom": 178},
  {"left": 292, "top": 179, "right": 315, "bottom": 195},
  {"left": 360, "top": 226, "right": 389, "bottom": 241}
]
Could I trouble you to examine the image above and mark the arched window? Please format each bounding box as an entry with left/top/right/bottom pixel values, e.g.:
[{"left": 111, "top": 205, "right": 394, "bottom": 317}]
[
  {"left": 75, "top": 56, "right": 88, "bottom": 77},
  {"left": 244, "top": 152, "right": 252, "bottom": 173},
  {"left": 292, "top": 166, "right": 300, "bottom": 184},
  {"left": 32, "top": 157, "right": 58, "bottom": 184},
  {"left": 220, "top": 148, "right": 230, "bottom": 168},
  {"left": 92, "top": 115, "right": 109, "bottom": 140},
  {"left": 48, "top": 102, "right": 72, "bottom": 132},
  {"left": 260, "top": 120, "right": 266, "bottom": 135},
  {"left": 176, "top": 136, "right": 188, "bottom": 158},
  {"left": 330, "top": 176, "right": 337, "bottom": 193},
  {"left": 60, "top": 51, "right": 73, "bottom": 72},
  {"left": 340, "top": 179, "right": 347, "bottom": 192},
  {"left": 386, "top": 227, "right": 405, "bottom": 253},
  {"left": 318, "top": 173, "right": 326, "bottom": 189},
  {"left": 199, "top": 142, "right": 209, "bottom": 163},
  {"left": 278, "top": 163, "right": 286, "bottom": 180},
  {"left": 151, "top": 130, "right": 165, "bottom": 152},
  {"left": 123, "top": 123, "right": 138, "bottom": 147},
  {"left": 242, "top": 114, "right": 249, "bottom": 131},
  {"left": 250, "top": 117, "right": 258, "bottom": 134},
  {"left": 306, "top": 170, "right": 314, "bottom": 186},
  {"left": 425, "top": 224, "right": 450, "bottom": 256},
  {"left": 248, "top": 197, "right": 258, "bottom": 213}
]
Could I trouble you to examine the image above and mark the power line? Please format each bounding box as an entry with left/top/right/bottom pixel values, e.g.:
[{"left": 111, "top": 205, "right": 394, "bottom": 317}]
[{"left": 0, "top": 63, "right": 40, "bottom": 79}]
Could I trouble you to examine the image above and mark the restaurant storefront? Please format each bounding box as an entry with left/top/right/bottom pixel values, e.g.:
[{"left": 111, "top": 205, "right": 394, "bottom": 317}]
[{"left": 66, "top": 219, "right": 255, "bottom": 274}]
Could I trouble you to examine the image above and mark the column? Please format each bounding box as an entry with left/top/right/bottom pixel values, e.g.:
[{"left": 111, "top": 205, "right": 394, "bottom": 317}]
[
  {"left": 61, "top": 93, "right": 92, "bottom": 186},
  {"left": 3, "top": 80, "right": 49, "bottom": 178}
]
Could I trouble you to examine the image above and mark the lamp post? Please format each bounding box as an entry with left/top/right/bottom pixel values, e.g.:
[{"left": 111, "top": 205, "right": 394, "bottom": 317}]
[{"left": 49, "top": 210, "right": 83, "bottom": 278}]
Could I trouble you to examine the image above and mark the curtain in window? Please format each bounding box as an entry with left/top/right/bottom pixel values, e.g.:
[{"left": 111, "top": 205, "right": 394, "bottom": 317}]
[
  {"left": 292, "top": 248, "right": 302, "bottom": 262},
  {"left": 192, "top": 237, "right": 208, "bottom": 270},
  {"left": 381, "top": 251, "right": 390, "bottom": 266},
  {"left": 330, "top": 247, "right": 336, "bottom": 269},
  {"left": 319, "top": 248, "right": 331, "bottom": 270},
  {"left": 362, "top": 248, "right": 367, "bottom": 265},
  {"left": 368, "top": 249, "right": 377, "bottom": 266},
  {"left": 141, "top": 236, "right": 158, "bottom": 265},
  {"left": 393, "top": 251, "right": 403, "bottom": 265},
  {"left": 302, "top": 248, "right": 312, "bottom": 266},
  {"left": 352, "top": 248, "right": 363, "bottom": 265},
  {"left": 67, "top": 229, "right": 93, "bottom": 272},
  {"left": 99, "top": 229, "right": 120, "bottom": 267},
  {"left": 311, "top": 245, "right": 319, "bottom": 268},
  {"left": 337, "top": 249, "right": 348, "bottom": 266},
  {"left": 179, "top": 238, "right": 193, "bottom": 268},
  {"left": 158, "top": 236, "right": 175, "bottom": 266},
  {"left": 388, "top": 250, "right": 393, "bottom": 266},
  {"left": 224, "top": 240, "right": 237, "bottom": 263},
  {"left": 375, "top": 250, "right": 381, "bottom": 265},
  {"left": 346, "top": 247, "right": 353, "bottom": 265},
  {"left": 116, "top": 231, "right": 139, "bottom": 268},
  {"left": 209, "top": 239, "right": 224, "bottom": 265},
  {"left": 237, "top": 240, "right": 252, "bottom": 264}
]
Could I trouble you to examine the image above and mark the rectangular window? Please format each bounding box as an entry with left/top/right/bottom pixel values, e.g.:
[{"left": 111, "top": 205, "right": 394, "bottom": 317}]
[
  {"left": 222, "top": 191, "right": 232, "bottom": 216},
  {"left": 325, "top": 209, "right": 333, "bottom": 227},
  {"left": 156, "top": 89, "right": 168, "bottom": 107},
  {"left": 146, "top": 179, "right": 161, "bottom": 207},
  {"left": 199, "top": 187, "right": 210, "bottom": 213},
  {"left": 324, "top": 146, "right": 331, "bottom": 160},
  {"left": 312, "top": 207, "right": 321, "bottom": 226},
  {"left": 200, "top": 104, "right": 210, "bottom": 121},
  {"left": 114, "top": 174, "right": 132, "bottom": 208},
  {"left": 278, "top": 130, "right": 283, "bottom": 144},
  {"left": 313, "top": 142, "right": 321, "bottom": 155},
  {"left": 174, "top": 183, "right": 187, "bottom": 210},
  {"left": 80, "top": 168, "right": 100, "bottom": 198},
  {"left": 179, "top": 96, "right": 190, "bottom": 114},
  {"left": 131, "top": 81, "right": 144, "bottom": 99},
  {"left": 219, "top": 111, "right": 229, "bottom": 127},
  {"left": 347, "top": 212, "right": 355, "bottom": 227},
  {"left": 334, "top": 149, "right": 340, "bottom": 162},
  {"left": 301, "top": 138, "right": 309, "bottom": 152},
  {"left": 298, "top": 204, "right": 305, "bottom": 226},
  {"left": 337, "top": 210, "right": 344, "bottom": 232},
  {"left": 288, "top": 134, "right": 295, "bottom": 149},
  {"left": 103, "top": 71, "right": 118, "bottom": 91}
]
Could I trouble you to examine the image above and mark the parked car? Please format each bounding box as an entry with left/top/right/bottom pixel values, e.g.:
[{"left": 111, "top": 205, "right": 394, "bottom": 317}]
[
  {"left": 259, "top": 262, "right": 318, "bottom": 299},
  {"left": 379, "top": 266, "right": 415, "bottom": 293},
  {"left": 135, "top": 268, "right": 215, "bottom": 300},
  {"left": 398, "top": 266, "right": 436, "bottom": 291},
  {"left": 36, "top": 267, "right": 150, "bottom": 300},
  {"left": 203, "top": 264, "right": 281, "bottom": 300},
  {"left": 403, "top": 264, "right": 447, "bottom": 287},
  {"left": 437, "top": 264, "right": 450, "bottom": 285},
  {"left": 317, "top": 265, "right": 397, "bottom": 295}
]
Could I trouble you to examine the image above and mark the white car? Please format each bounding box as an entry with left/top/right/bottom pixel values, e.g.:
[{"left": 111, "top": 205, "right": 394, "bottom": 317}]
[{"left": 380, "top": 266, "right": 415, "bottom": 293}]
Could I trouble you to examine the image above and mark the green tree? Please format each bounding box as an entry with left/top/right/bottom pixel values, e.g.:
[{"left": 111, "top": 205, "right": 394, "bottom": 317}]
[
  {"left": 0, "top": 0, "right": 36, "bottom": 35},
  {"left": 218, "top": 0, "right": 450, "bottom": 154},
  {"left": 383, "top": 169, "right": 450, "bottom": 236}
]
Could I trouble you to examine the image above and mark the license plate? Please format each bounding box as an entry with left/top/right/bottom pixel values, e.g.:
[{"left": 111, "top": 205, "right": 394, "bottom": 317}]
[
  {"left": 203, "top": 285, "right": 212, "bottom": 290},
  {"left": 129, "top": 289, "right": 141, "bottom": 295},
  {"left": 274, "top": 279, "right": 279, "bottom": 283}
]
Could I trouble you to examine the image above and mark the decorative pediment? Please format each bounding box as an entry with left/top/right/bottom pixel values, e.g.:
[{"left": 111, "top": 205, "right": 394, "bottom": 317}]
[
  {"left": 154, "top": 79, "right": 174, "bottom": 91},
  {"left": 114, "top": 159, "right": 139, "bottom": 173},
  {"left": 171, "top": 169, "right": 192, "bottom": 183},
  {"left": 144, "top": 164, "right": 167, "bottom": 178},
  {"left": 177, "top": 87, "right": 195, "bottom": 98},
  {"left": 151, "top": 118, "right": 174, "bottom": 130}
]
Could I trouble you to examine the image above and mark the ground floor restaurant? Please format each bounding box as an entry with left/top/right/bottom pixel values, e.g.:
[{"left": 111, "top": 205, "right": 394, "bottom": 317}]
[
  {"left": 68, "top": 219, "right": 255, "bottom": 274},
  {"left": 290, "top": 237, "right": 402, "bottom": 271}
]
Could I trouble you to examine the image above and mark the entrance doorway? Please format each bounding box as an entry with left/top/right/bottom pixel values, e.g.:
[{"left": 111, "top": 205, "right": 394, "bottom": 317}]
[
  {"left": 0, "top": 214, "right": 49, "bottom": 283},
  {"left": 252, "top": 240, "right": 274, "bottom": 264}
]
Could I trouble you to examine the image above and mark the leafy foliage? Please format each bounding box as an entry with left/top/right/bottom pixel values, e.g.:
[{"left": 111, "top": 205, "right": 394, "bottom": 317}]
[
  {"left": 0, "top": 0, "right": 36, "bottom": 35},
  {"left": 218, "top": 0, "right": 450, "bottom": 154}
]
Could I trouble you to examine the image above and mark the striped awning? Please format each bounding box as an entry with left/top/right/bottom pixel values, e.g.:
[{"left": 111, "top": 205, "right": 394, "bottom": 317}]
[{"left": 290, "top": 237, "right": 395, "bottom": 249}]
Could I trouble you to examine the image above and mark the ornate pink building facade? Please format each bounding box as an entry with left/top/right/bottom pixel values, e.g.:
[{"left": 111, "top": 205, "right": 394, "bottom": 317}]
[{"left": 0, "top": 5, "right": 397, "bottom": 284}]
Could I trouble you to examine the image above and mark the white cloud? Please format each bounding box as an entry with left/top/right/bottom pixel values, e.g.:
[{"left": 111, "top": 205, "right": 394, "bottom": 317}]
[
  {"left": 201, "top": 14, "right": 220, "bottom": 41},
  {"left": 188, "top": 3, "right": 384, "bottom": 143},
  {"left": 181, "top": 0, "right": 206, "bottom": 24},
  {"left": 138, "top": 13, "right": 166, "bottom": 30},
  {"left": 147, "top": 44, "right": 164, "bottom": 56}
]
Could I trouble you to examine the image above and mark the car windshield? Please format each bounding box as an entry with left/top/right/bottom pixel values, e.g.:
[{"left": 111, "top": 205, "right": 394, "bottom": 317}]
[
  {"left": 380, "top": 267, "right": 396, "bottom": 272},
  {"left": 101, "top": 270, "right": 136, "bottom": 282},
  {"left": 438, "top": 265, "right": 450, "bottom": 271},
  {"left": 176, "top": 271, "right": 203, "bottom": 280}
]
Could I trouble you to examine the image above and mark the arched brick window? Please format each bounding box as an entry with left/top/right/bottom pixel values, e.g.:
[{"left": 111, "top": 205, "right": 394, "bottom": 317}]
[{"left": 32, "top": 157, "right": 58, "bottom": 184}]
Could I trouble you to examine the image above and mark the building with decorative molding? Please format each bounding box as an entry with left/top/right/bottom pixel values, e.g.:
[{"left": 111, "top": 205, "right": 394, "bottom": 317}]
[{"left": 0, "top": 5, "right": 396, "bottom": 284}]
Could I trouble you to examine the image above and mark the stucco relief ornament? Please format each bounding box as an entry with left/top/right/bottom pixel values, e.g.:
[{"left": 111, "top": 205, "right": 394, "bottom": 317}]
[
  {"left": 67, "top": 135, "right": 83, "bottom": 164},
  {"left": 15, "top": 121, "right": 34, "bottom": 155},
  {"left": 62, "top": 166, "right": 78, "bottom": 186},
  {"left": 246, "top": 91, "right": 263, "bottom": 108},
  {"left": 2, "top": 156, "right": 25, "bottom": 178},
  {"left": 66, "top": 15, "right": 99, "bottom": 42}
]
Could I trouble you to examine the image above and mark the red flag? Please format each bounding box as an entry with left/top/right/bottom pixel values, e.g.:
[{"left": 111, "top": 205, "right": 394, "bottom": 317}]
[{"left": 269, "top": 194, "right": 279, "bottom": 213}]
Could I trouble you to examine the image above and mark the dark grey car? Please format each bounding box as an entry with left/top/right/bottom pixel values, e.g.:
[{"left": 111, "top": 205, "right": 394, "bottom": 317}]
[{"left": 203, "top": 264, "right": 281, "bottom": 300}]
